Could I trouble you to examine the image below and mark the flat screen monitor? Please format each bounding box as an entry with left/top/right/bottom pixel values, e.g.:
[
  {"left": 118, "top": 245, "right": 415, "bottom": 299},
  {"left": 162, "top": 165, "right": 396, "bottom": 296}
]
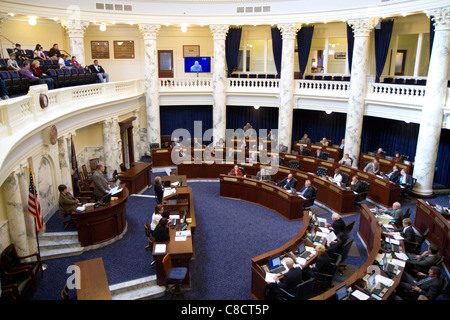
[
  {"left": 367, "top": 273, "right": 377, "bottom": 290},
  {"left": 184, "top": 56, "right": 211, "bottom": 73},
  {"left": 336, "top": 285, "right": 348, "bottom": 300},
  {"left": 269, "top": 256, "right": 281, "bottom": 270},
  {"left": 102, "top": 193, "right": 111, "bottom": 205},
  {"left": 297, "top": 242, "right": 306, "bottom": 254}
]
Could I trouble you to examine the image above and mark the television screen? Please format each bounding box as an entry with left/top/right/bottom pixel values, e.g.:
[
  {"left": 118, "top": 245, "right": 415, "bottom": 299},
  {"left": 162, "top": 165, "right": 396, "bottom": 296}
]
[{"left": 184, "top": 56, "right": 211, "bottom": 73}]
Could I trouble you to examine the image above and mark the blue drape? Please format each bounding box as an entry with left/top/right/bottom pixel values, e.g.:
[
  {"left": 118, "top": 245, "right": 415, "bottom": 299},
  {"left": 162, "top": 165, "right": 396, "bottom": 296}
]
[
  {"left": 346, "top": 24, "right": 354, "bottom": 74},
  {"left": 271, "top": 27, "right": 282, "bottom": 76},
  {"left": 225, "top": 27, "right": 242, "bottom": 77},
  {"left": 374, "top": 20, "right": 394, "bottom": 83},
  {"left": 430, "top": 18, "right": 435, "bottom": 58},
  {"left": 296, "top": 26, "right": 314, "bottom": 79},
  {"left": 226, "top": 106, "right": 278, "bottom": 136},
  {"left": 435, "top": 129, "right": 450, "bottom": 188},
  {"left": 160, "top": 105, "right": 213, "bottom": 140}
]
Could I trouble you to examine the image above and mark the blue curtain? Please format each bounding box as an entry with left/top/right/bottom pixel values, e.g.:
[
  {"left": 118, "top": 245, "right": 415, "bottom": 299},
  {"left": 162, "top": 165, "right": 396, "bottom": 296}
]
[
  {"left": 160, "top": 105, "right": 213, "bottom": 140},
  {"left": 430, "top": 18, "right": 435, "bottom": 58},
  {"left": 226, "top": 106, "right": 278, "bottom": 135},
  {"left": 271, "top": 27, "right": 282, "bottom": 76},
  {"left": 291, "top": 109, "right": 347, "bottom": 149},
  {"left": 374, "top": 20, "right": 394, "bottom": 83},
  {"left": 346, "top": 24, "right": 354, "bottom": 74},
  {"left": 296, "top": 26, "right": 314, "bottom": 79},
  {"left": 435, "top": 129, "right": 450, "bottom": 188},
  {"left": 225, "top": 27, "right": 242, "bottom": 77}
]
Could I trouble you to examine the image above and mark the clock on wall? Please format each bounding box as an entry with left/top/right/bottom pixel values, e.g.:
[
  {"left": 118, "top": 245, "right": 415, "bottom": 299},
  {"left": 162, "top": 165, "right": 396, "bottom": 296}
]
[
  {"left": 49, "top": 125, "right": 58, "bottom": 145},
  {"left": 39, "top": 93, "right": 49, "bottom": 109}
]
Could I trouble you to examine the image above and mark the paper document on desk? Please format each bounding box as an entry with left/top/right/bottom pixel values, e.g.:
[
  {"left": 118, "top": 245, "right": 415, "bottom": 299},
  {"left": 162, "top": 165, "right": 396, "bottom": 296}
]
[
  {"left": 154, "top": 244, "right": 166, "bottom": 254},
  {"left": 75, "top": 205, "right": 86, "bottom": 212},
  {"left": 175, "top": 236, "right": 187, "bottom": 241},
  {"left": 383, "top": 224, "right": 395, "bottom": 230},
  {"left": 169, "top": 214, "right": 180, "bottom": 220},
  {"left": 305, "top": 247, "right": 316, "bottom": 254},
  {"left": 176, "top": 230, "right": 191, "bottom": 237},
  {"left": 392, "top": 233, "right": 404, "bottom": 240},
  {"left": 394, "top": 252, "right": 409, "bottom": 261},
  {"left": 319, "top": 227, "right": 330, "bottom": 233},
  {"left": 295, "top": 257, "right": 307, "bottom": 266},
  {"left": 110, "top": 188, "right": 122, "bottom": 195},
  {"left": 265, "top": 272, "right": 278, "bottom": 283},
  {"left": 171, "top": 181, "right": 180, "bottom": 187},
  {"left": 391, "top": 258, "right": 406, "bottom": 268},
  {"left": 316, "top": 231, "right": 328, "bottom": 238},
  {"left": 385, "top": 237, "right": 400, "bottom": 245},
  {"left": 299, "top": 194, "right": 307, "bottom": 199},
  {"left": 163, "top": 188, "right": 176, "bottom": 198},
  {"left": 375, "top": 274, "right": 394, "bottom": 287},
  {"left": 351, "top": 290, "right": 370, "bottom": 300}
]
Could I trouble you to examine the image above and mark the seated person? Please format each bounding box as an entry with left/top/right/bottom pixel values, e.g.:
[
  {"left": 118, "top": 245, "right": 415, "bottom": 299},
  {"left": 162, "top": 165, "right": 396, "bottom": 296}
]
[
  {"left": 376, "top": 148, "right": 384, "bottom": 157},
  {"left": 31, "top": 59, "right": 55, "bottom": 89},
  {"left": 239, "top": 138, "right": 247, "bottom": 149},
  {"left": 363, "top": 158, "right": 380, "bottom": 175},
  {"left": 271, "top": 257, "right": 303, "bottom": 298},
  {"left": 48, "top": 43, "right": 61, "bottom": 60},
  {"left": 298, "top": 180, "right": 314, "bottom": 199},
  {"left": 339, "top": 153, "right": 352, "bottom": 167},
  {"left": 58, "top": 54, "right": 66, "bottom": 69},
  {"left": 71, "top": 56, "right": 81, "bottom": 67},
  {"left": 229, "top": 165, "right": 243, "bottom": 177},
  {"left": 271, "top": 154, "right": 283, "bottom": 166},
  {"left": 0, "top": 79, "right": 10, "bottom": 100},
  {"left": 247, "top": 151, "right": 258, "bottom": 163},
  {"left": 178, "top": 147, "right": 190, "bottom": 159},
  {"left": 153, "top": 217, "right": 171, "bottom": 242},
  {"left": 381, "top": 165, "right": 401, "bottom": 183},
  {"left": 314, "top": 148, "right": 327, "bottom": 160},
  {"left": 34, "top": 44, "right": 47, "bottom": 60},
  {"left": 406, "top": 243, "right": 441, "bottom": 276},
  {"left": 276, "top": 173, "right": 297, "bottom": 190},
  {"left": 58, "top": 184, "right": 81, "bottom": 217},
  {"left": 327, "top": 213, "right": 346, "bottom": 235},
  {"left": 216, "top": 138, "right": 225, "bottom": 148},
  {"left": 150, "top": 204, "right": 164, "bottom": 233},
  {"left": 380, "top": 201, "right": 404, "bottom": 227},
  {"left": 395, "top": 218, "right": 416, "bottom": 243},
  {"left": 306, "top": 245, "right": 333, "bottom": 278},
  {"left": 7, "top": 53, "right": 21, "bottom": 71},
  {"left": 399, "top": 168, "right": 412, "bottom": 188},
  {"left": 326, "top": 232, "right": 347, "bottom": 256},
  {"left": 397, "top": 266, "right": 443, "bottom": 300},
  {"left": 19, "top": 60, "right": 45, "bottom": 86},
  {"left": 298, "top": 145, "right": 310, "bottom": 156},
  {"left": 256, "top": 168, "right": 271, "bottom": 182},
  {"left": 88, "top": 60, "right": 109, "bottom": 83},
  {"left": 347, "top": 175, "right": 364, "bottom": 193},
  {"left": 225, "top": 147, "right": 235, "bottom": 160},
  {"left": 192, "top": 137, "right": 202, "bottom": 148},
  {"left": 319, "top": 137, "right": 329, "bottom": 146},
  {"left": 206, "top": 147, "right": 216, "bottom": 159},
  {"left": 258, "top": 140, "right": 266, "bottom": 151},
  {"left": 394, "top": 151, "right": 403, "bottom": 163},
  {"left": 339, "top": 139, "right": 345, "bottom": 150},
  {"left": 171, "top": 137, "right": 181, "bottom": 148},
  {"left": 13, "top": 43, "right": 25, "bottom": 67},
  {"left": 299, "top": 133, "right": 311, "bottom": 144},
  {"left": 329, "top": 168, "right": 343, "bottom": 187},
  {"left": 278, "top": 142, "right": 288, "bottom": 153}
]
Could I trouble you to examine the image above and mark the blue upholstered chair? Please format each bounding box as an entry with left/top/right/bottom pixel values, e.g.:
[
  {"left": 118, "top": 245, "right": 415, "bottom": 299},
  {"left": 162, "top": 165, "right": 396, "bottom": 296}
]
[{"left": 162, "top": 253, "right": 188, "bottom": 300}]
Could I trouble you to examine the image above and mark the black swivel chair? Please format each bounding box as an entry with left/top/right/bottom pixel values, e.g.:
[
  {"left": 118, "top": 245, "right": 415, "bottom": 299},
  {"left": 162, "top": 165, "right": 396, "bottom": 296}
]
[
  {"left": 341, "top": 173, "right": 350, "bottom": 188},
  {"left": 289, "top": 160, "right": 300, "bottom": 170},
  {"left": 316, "top": 166, "right": 328, "bottom": 177},
  {"left": 403, "top": 208, "right": 411, "bottom": 219},
  {"left": 330, "top": 239, "right": 354, "bottom": 276},
  {"left": 278, "top": 278, "right": 315, "bottom": 300},
  {"left": 355, "top": 181, "right": 370, "bottom": 204},
  {"left": 405, "top": 228, "right": 429, "bottom": 255}
]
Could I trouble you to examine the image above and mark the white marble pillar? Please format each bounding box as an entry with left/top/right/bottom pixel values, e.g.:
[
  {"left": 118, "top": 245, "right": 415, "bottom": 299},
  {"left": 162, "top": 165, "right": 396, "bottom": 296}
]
[
  {"left": 344, "top": 18, "right": 379, "bottom": 167},
  {"left": 61, "top": 19, "right": 89, "bottom": 67},
  {"left": 58, "top": 135, "right": 73, "bottom": 192},
  {"left": 413, "top": 7, "right": 450, "bottom": 197},
  {"left": 413, "top": 33, "right": 424, "bottom": 77},
  {"left": 4, "top": 171, "right": 30, "bottom": 256},
  {"left": 139, "top": 24, "right": 161, "bottom": 147},
  {"left": 210, "top": 24, "right": 229, "bottom": 146},
  {"left": 111, "top": 117, "right": 122, "bottom": 173},
  {"left": 102, "top": 120, "right": 113, "bottom": 179},
  {"left": 277, "top": 23, "right": 299, "bottom": 152},
  {"left": 133, "top": 109, "right": 142, "bottom": 161}
]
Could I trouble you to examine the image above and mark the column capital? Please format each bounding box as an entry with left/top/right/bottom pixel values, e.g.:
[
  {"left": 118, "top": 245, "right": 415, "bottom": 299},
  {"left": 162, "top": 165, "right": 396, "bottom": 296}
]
[
  {"left": 277, "top": 23, "right": 300, "bottom": 39},
  {"left": 139, "top": 23, "right": 161, "bottom": 40},
  {"left": 60, "top": 19, "right": 89, "bottom": 37},
  {"left": 347, "top": 17, "right": 379, "bottom": 37},
  {"left": 427, "top": 7, "right": 450, "bottom": 31},
  {"left": 209, "top": 24, "right": 229, "bottom": 40}
]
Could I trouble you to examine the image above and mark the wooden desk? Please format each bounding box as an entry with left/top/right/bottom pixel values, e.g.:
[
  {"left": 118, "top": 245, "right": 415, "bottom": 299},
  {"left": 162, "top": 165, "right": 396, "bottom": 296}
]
[
  {"left": 293, "top": 141, "right": 343, "bottom": 162},
  {"left": 72, "top": 187, "right": 129, "bottom": 247},
  {"left": 414, "top": 199, "right": 450, "bottom": 270},
  {"left": 360, "top": 153, "right": 413, "bottom": 175},
  {"left": 152, "top": 186, "right": 195, "bottom": 287},
  {"left": 118, "top": 162, "right": 152, "bottom": 194},
  {"left": 151, "top": 148, "right": 173, "bottom": 167},
  {"left": 74, "top": 257, "right": 112, "bottom": 300}
]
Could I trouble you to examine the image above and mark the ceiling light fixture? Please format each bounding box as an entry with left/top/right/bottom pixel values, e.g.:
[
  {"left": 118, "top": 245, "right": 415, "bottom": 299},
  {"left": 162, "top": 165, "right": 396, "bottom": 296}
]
[{"left": 99, "top": 23, "right": 107, "bottom": 32}]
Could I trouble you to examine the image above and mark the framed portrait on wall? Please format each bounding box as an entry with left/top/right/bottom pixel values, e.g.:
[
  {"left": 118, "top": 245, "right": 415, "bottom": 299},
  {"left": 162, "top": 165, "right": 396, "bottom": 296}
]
[
  {"left": 334, "top": 52, "right": 346, "bottom": 60},
  {"left": 91, "top": 41, "right": 110, "bottom": 59},
  {"left": 114, "top": 40, "right": 135, "bottom": 59},
  {"left": 183, "top": 45, "right": 200, "bottom": 57}
]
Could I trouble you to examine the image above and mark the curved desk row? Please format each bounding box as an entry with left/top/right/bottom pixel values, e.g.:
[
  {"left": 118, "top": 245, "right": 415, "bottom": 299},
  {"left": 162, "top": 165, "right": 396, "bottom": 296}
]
[
  {"left": 72, "top": 187, "right": 129, "bottom": 247},
  {"left": 360, "top": 153, "right": 413, "bottom": 175},
  {"left": 293, "top": 141, "right": 343, "bottom": 162},
  {"left": 178, "top": 161, "right": 358, "bottom": 217},
  {"left": 281, "top": 152, "right": 402, "bottom": 207}
]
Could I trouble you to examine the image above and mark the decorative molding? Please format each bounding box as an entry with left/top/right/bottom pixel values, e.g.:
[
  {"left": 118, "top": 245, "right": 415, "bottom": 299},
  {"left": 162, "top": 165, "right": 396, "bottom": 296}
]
[
  {"left": 277, "top": 23, "right": 300, "bottom": 39},
  {"left": 138, "top": 23, "right": 161, "bottom": 40},
  {"left": 427, "top": 6, "right": 450, "bottom": 31},
  {"left": 347, "top": 17, "right": 380, "bottom": 37},
  {"left": 209, "top": 24, "right": 229, "bottom": 40},
  {"left": 60, "top": 19, "right": 90, "bottom": 37}
]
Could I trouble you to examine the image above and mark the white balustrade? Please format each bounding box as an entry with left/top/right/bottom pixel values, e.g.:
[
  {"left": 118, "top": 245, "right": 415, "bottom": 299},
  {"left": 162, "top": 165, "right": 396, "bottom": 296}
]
[
  {"left": 296, "top": 79, "right": 350, "bottom": 97},
  {"left": 368, "top": 82, "right": 426, "bottom": 103}
]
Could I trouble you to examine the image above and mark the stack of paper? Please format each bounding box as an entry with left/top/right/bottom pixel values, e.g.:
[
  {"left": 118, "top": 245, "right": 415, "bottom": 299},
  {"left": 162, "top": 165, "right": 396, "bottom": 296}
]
[
  {"left": 375, "top": 274, "right": 394, "bottom": 287},
  {"left": 395, "top": 252, "right": 409, "bottom": 261},
  {"left": 154, "top": 244, "right": 166, "bottom": 253},
  {"left": 163, "top": 188, "right": 176, "bottom": 198},
  {"left": 351, "top": 290, "right": 370, "bottom": 300}
]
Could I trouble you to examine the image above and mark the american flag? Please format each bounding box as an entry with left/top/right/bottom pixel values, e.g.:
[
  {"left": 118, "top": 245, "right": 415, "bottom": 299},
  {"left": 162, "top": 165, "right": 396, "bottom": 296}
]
[{"left": 28, "top": 168, "right": 45, "bottom": 233}]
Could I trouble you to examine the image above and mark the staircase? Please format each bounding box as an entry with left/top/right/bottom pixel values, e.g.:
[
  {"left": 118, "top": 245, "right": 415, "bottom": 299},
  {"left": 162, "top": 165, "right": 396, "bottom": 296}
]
[{"left": 109, "top": 275, "right": 166, "bottom": 300}]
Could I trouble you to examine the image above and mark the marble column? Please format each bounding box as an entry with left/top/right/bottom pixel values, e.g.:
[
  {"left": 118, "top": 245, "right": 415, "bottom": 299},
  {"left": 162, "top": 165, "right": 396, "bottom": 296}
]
[
  {"left": 344, "top": 18, "right": 379, "bottom": 167},
  {"left": 277, "top": 23, "right": 299, "bottom": 152},
  {"left": 58, "top": 135, "right": 73, "bottom": 192},
  {"left": 102, "top": 120, "right": 113, "bottom": 179},
  {"left": 412, "top": 7, "right": 450, "bottom": 197},
  {"left": 210, "top": 24, "right": 229, "bottom": 146},
  {"left": 111, "top": 117, "right": 122, "bottom": 173},
  {"left": 4, "top": 171, "right": 30, "bottom": 256},
  {"left": 61, "top": 19, "right": 89, "bottom": 67},
  {"left": 139, "top": 24, "right": 161, "bottom": 147}
]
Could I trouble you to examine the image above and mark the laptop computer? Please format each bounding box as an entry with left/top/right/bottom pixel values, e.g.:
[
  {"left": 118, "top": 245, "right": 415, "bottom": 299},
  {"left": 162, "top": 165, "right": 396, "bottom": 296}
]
[
  {"left": 336, "top": 285, "right": 348, "bottom": 300},
  {"left": 295, "top": 241, "right": 314, "bottom": 260},
  {"left": 268, "top": 256, "right": 286, "bottom": 274},
  {"left": 309, "top": 228, "right": 325, "bottom": 245},
  {"left": 365, "top": 273, "right": 389, "bottom": 299},
  {"left": 102, "top": 193, "right": 112, "bottom": 205}
]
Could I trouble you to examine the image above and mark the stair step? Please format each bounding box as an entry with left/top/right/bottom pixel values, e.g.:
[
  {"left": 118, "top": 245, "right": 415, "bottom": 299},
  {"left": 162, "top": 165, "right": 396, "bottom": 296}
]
[
  {"left": 40, "top": 246, "right": 84, "bottom": 261},
  {"left": 39, "top": 231, "right": 79, "bottom": 241},
  {"left": 39, "top": 238, "right": 81, "bottom": 250},
  {"left": 109, "top": 275, "right": 165, "bottom": 300}
]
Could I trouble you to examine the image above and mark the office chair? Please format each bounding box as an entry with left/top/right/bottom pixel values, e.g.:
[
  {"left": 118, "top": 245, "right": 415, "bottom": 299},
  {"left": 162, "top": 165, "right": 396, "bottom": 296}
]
[
  {"left": 333, "top": 239, "right": 354, "bottom": 276},
  {"left": 355, "top": 181, "right": 370, "bottom": 204},
  {"left": 341, "top": 172, "right": 350, "bottom": 187},
  {"left": 313, "top": 255, "right": 341, "bottom": 294},
  {"left": 58, "top": 203, "right": 76, "bottom": 231},
  {"left": 316, "top": 166, "right": 328, "bottom": 177},
  {"left": 162, "top": 253, "right": 188, "bottom": 300},
  {"left": 288, "top": 160, "right": 300, "bottom": 170},
  {"left": 405, "top": 228, "right": 429, "bottom": 255},
  {"left": 403, "top": 208, "right": 411, "bottom": 219},
  {"left": 144, "top": 222, "right": 155, "bottom": 251},
  {"left": 278, "top": 278, "right": 315, "bottom": 300},
  {"left": 344, "top": 220, "right": 355, "bottom": 238}
]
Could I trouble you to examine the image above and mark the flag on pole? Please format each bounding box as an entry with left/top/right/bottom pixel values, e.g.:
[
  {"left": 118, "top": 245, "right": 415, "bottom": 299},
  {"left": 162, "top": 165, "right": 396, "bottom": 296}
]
[
  {"left": 28, "top": 168, "right": 45, "bottom": 233},
  {"left": 71, "top": 135, "right": 80, "bottom": 196}
]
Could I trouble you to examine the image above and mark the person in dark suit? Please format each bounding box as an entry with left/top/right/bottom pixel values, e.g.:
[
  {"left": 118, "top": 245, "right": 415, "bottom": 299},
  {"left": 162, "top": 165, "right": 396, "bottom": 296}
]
[
  {"left": 256, "top": 168, "right": 271, "bottom": 182},
  {"left": 382, "top": 165, "right": 401, "bottom": 183},
  {"left": 395, "top": 218, "right": 416, "bottom": 243},
  {"left": 298, "top": 180, "right": 314, "bottom": 199},
  {"left": 153, "top": 217, "right": 171, "bottom": 242},
  {"left": 380, "top": 201, "right": 404, "bottom": 227},
  {"left": 326, "top": 232, "right": 347, "bottom": 256},
  {"left": 154, "top": 176, "right": 164, "bottom": 204},
  {"left": 394, "top": 151, "right": 403, "bottom": 163},
  {"left": 406, "top": 243, "right": 441, "bottom": 276},
  {"left": 348, "top": 175, "right": 364, "bottom": 193},
  {"left": 327, "top": 213, "right": 346, "bottom": 235},
  {"left": 276, "top": 173, "right": 297, "bottom": 190},
  {"left": 88, "top": 60, "right": 109, "bottom": 83},
  {"left": 225, "top": 147, "right": 235, "bottom": 161},
  {"left": 171, "top": 137, "right": 181, "bottom": 148},
  {"left": 278, "top": 143, "right": 288, "bottom": 153},
  {"left": 58, "top": 184, "right": 81, "bottom": 217},
  {"left": 92, "top": 163, "right": 110, "bottom": 201},
  {"left": 299, "top": 133, "right": 311, "bottom": 144},
  {"left": 308, "top": 245, "right": 333, "bottom": 277},
  {"left": 298, "top": 145, "right": 309, "bottom": 156},
  {"left": 397, "top": 266, "right": 443, "bottom": 300},
  {"left": 399, "top": 169, "right": 412, "bottom": 187},
  {"left": 314, "top": 148, "right": 327, "bottom": 160},
  {"left": 274, "top": 258, "right": 303, "bottom": 296}
]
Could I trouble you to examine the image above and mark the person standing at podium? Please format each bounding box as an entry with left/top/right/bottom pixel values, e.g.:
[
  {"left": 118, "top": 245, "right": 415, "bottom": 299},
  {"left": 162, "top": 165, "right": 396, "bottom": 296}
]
[
  {"left": 93, "top": 164, "right": 110, "bottom": 201},
  {"left": 154, "top": 176, "right": 163, "bottom": 204}
]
